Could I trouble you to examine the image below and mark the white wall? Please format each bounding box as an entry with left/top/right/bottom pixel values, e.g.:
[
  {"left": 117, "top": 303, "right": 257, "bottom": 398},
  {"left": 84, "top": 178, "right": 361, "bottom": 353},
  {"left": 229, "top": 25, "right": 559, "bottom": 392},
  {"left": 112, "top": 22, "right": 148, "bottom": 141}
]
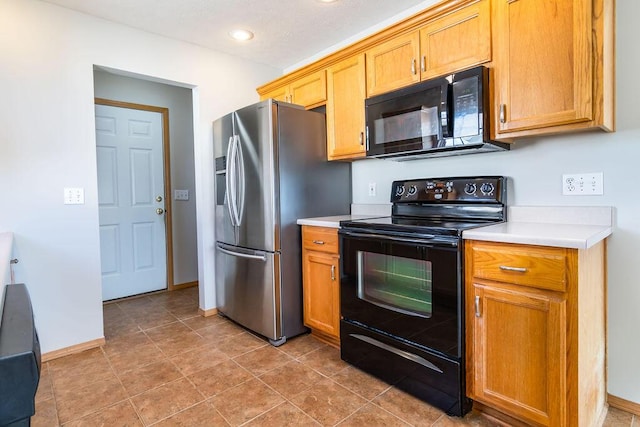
[
  {"left": 348, "top": 0, "right": 639, "bottom": 404},
  {"left": 0, "top": 0, "right": 279, "bottom": 353},
  {"left": 93, "top": 69, "right": 198, "bottom": 286}
]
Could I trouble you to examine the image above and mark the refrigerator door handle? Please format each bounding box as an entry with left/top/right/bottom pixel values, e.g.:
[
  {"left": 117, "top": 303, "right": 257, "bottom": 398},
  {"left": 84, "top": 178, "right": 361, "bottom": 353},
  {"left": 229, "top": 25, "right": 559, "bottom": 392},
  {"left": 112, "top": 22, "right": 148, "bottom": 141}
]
[
  {"left": 225, "top": 136, "right": 236, "bottom": 226},
  {"left": 216, "top": 243, "right": 267, "bottom": 262},
  {"left": 235, "top": 135, "right": 246, "bottom": 226}
]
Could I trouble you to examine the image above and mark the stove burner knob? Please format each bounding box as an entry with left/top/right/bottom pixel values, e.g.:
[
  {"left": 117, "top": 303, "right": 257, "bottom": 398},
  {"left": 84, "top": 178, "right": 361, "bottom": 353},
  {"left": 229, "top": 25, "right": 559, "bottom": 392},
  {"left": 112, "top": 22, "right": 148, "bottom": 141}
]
[
  {"left": 464, "top": 183, "right": 477, "bottom": 195},
  {"left": 407, "top": 185, "right": 417, "bottom": 196},
  {"left": 480, "top": 183, "right": 495, "bottom": 195},
  {"left": 395, "top": 185, "right": 405, "bottom": 196}
]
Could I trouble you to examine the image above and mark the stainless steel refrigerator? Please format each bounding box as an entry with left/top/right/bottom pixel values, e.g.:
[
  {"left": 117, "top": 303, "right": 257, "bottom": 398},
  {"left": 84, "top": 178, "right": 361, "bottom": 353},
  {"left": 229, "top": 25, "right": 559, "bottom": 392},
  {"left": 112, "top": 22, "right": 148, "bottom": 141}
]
[{"left": 213, "top": 100, "right": 351, "bottom": 346}]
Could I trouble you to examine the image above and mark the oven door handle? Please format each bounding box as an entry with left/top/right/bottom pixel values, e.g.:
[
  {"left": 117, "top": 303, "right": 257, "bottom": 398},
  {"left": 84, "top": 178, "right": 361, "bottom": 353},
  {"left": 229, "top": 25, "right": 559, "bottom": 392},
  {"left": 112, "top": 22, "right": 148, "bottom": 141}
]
[
  {"left": 350, "top": 334, "right": 444, "bottom": 374},
  {"left": 340, "top": 230, "right": 458, "bottom": 247}
]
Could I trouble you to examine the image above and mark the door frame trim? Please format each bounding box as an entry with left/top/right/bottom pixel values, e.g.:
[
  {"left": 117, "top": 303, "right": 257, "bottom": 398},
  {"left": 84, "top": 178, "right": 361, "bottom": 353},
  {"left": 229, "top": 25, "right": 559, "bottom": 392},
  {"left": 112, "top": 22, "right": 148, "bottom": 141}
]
[{"left": 94, "top": 97, "right": 176, "bottom": 292}]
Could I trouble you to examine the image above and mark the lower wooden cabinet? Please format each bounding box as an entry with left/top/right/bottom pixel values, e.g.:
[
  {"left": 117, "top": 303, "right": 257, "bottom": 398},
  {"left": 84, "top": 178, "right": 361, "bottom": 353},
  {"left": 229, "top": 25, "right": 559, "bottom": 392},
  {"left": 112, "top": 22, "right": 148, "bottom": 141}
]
[
  {"left": 301, "top": 226, "right": 341, "bottom": 346},
  {"left": 465, "top": 240, "right": 607, "bottom": 426}
]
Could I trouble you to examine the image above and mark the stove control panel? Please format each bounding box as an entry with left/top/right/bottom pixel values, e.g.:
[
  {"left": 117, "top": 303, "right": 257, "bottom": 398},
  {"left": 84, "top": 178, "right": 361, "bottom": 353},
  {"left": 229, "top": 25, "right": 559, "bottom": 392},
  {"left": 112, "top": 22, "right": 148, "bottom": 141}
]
[{"left": 390, "top": 176, "right": 505, "bottom": 203}]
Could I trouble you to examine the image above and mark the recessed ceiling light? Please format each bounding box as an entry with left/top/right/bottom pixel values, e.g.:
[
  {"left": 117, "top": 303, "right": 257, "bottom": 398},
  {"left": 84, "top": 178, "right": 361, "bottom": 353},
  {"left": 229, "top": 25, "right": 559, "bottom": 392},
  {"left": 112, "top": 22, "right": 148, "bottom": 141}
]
[
  {"left": 317, "top": 0, "right": 338, "bottom": 3},
  {"left": 229, "top": 29, "right": 254, "bottom": 41}
]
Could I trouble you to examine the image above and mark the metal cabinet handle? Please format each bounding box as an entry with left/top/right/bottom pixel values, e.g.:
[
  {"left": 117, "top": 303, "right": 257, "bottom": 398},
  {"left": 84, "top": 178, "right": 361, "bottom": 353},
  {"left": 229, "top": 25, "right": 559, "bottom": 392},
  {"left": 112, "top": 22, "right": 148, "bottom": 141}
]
[
  {"left": 312, "top": 240, "right": 325, "bottom": 245},
  {"left": 411, "top": 58, "right": 417, "bottom": 75},
  {"left": 421, "top": 56, "right": 426, "bottom": 72},
  {"left": 499, "top": 104, "right": 507, "bottom": 124},
  {"left": 499, "top": 265, "right": 528, "bottom": 273},
  {"left": 475, "top": 296, "right": 481, "bottom": 317},
  {"left": 331, "top": 265, "right": 336, "bottom": 281},
  {"left": 359, "top": 132, "right": 364, "bottom": 146}
]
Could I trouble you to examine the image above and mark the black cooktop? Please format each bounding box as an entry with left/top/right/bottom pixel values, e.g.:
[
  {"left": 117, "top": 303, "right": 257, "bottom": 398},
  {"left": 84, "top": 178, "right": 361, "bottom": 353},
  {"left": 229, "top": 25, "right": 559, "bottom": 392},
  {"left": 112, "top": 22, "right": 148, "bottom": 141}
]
[{"left": 340, "top": 216, "right": 500, "bottom": 238}]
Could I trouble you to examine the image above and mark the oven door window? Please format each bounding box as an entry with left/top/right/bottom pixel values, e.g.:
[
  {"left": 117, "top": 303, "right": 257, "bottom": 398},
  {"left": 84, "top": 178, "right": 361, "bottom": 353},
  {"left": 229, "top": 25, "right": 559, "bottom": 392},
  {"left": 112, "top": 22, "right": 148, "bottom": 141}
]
[{"left": 357, "top": 251, "right": 432, "bottom": 318}]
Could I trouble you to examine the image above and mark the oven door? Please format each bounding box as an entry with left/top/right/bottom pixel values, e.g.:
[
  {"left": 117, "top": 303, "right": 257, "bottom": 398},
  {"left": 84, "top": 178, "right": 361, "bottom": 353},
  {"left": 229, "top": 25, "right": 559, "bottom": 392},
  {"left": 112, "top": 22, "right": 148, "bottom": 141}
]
[{"left": 339, "top": 229, "right": 462, "bottom": 359}]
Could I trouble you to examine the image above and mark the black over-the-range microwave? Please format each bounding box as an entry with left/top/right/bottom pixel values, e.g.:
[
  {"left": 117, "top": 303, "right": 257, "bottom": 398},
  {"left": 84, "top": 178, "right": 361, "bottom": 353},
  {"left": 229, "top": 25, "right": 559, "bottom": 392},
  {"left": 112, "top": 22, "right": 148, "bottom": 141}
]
[{"left": 365, "top": 66, "right": 509, "bottom": 160}]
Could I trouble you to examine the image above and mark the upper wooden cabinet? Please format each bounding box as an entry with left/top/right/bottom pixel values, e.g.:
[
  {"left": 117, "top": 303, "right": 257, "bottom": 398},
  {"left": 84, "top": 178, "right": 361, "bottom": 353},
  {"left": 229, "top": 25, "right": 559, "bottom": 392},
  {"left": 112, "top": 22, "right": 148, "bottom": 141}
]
[
  {"left": 492, "top": 0, "right": 614, "bottom": 138},
  {"left": 419, "top": 0, "right": 491, "bottom": 79},
  {"left": 260, "top": 70, "right": 326, "bottom": 109},
  {"left": 326, "top": 54, "right": 367, "bottom": 160},
  {"left": 366, "top": 0, "right": 491, "bottom": 97},
  {"left": 366, "top": 32, "right": 421, "bottom": 97}
]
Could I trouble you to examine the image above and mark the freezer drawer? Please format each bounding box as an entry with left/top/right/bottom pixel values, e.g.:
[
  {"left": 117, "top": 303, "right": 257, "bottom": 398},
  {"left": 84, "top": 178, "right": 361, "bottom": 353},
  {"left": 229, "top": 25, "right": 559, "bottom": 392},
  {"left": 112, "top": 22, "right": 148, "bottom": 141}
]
[{"left": 215, "top": 242, "right": 282, "bottom": 342}]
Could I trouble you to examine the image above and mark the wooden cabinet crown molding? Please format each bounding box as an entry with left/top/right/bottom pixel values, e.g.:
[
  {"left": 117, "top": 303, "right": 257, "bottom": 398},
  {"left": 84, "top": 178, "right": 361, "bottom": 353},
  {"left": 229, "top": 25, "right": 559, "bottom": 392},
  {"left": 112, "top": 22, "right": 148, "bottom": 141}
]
[{"left": 256, "top": 0, "right": 482, "bottom": 96}]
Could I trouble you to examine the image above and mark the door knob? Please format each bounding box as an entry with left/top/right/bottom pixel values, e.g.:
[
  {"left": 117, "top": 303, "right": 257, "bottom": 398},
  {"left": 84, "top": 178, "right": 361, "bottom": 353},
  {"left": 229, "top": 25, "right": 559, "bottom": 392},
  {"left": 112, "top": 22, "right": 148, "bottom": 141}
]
[
  {"left": 156, "top": 208, "right": 165, "bottom": 215},
  {"left": 156, "top": 195, "right": 163, "bottom": 202}
]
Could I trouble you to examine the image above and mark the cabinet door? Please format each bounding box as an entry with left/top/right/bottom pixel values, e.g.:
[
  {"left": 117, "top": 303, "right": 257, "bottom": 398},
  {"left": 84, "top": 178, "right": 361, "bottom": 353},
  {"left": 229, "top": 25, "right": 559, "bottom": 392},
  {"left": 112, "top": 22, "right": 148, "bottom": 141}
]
[
  {"left": 365, "top": 32, "right": 420, "bottom": 97},
  {"left": 326, "top": 54, "right": 366, "bottom": 160},
  {"left": 302, "top": 251, "right": 340, "bottom": 338},
  {"left": 471, "top": 283, "right": 566, "bottom": 426},
  {"left": 260, "top": 85, "right": 289, "bottom": 103},
  {"left": 419, "top": 0, "right": 490, "bottom": 80},
  {"left": 290, "top": 70, "right": 327, "bottom": 108},
  {"left": 493, "top": 0, "right": 593, "bottom": 135}
]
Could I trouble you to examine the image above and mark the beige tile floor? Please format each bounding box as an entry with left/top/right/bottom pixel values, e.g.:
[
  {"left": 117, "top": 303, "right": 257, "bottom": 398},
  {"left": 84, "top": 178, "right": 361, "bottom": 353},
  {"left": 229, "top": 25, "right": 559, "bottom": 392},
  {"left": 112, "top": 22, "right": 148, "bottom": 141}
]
[{"left": 31, "top": 287, "right": 636, "bottom": 426}]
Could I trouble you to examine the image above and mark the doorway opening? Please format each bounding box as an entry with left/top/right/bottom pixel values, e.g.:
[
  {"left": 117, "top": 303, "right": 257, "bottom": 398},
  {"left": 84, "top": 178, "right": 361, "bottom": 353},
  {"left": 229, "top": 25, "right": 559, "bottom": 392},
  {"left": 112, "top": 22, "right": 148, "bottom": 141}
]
[{"left": 93, "top": 68, "right": 199, "bottom": 306}]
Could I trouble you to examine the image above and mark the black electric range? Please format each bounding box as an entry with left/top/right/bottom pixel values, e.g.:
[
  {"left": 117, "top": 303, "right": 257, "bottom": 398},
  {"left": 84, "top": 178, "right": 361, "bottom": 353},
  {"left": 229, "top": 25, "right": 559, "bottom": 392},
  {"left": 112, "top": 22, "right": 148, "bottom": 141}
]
[{"left": 338, "top": 176, "right": 507, "bottom": 417}]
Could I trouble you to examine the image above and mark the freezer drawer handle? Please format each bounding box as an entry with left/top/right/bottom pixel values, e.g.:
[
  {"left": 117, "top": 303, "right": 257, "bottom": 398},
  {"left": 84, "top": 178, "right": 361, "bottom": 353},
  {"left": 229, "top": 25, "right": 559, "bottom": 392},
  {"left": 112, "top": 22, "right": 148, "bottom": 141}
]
[
  {"left": 350, "top": 334, "right": 443, "bottom": 373},
  {"left": 217, "top": 245, "right": 267, "bottom": 262}
]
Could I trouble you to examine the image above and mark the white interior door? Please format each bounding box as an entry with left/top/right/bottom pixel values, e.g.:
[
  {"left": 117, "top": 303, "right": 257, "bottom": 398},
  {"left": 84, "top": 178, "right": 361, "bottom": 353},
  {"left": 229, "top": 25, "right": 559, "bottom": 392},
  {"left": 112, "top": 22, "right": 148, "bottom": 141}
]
[{"left": 95, "top": 104, "right": 167, "bottom": 301}]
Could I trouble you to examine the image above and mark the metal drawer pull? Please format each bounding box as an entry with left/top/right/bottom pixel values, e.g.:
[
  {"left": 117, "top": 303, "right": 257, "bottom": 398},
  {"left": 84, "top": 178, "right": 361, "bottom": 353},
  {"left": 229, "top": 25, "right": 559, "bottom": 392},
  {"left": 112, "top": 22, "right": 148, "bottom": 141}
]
[
  {"left": 499, "top": 266, "right": 528, "bottom": 273},
  {"left": 331, "top": 265, "right": 336, "bottom": 281},
  {"left": 312, "top": 240, "right": 325, "bottom": 245},
  {"left": 350, "top": 334, "right": 443, "bottom": 373},
  {"left": 475, "top": 296, "right": 481, "bottom": 317}
]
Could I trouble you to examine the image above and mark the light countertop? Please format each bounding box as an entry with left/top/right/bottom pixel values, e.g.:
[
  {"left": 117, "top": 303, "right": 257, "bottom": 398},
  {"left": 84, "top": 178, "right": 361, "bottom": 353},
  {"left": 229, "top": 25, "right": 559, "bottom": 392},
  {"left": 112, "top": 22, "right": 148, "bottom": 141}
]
[
  {"left": 298, "top": 206, "right": 613, "bottom": 249},
  {"left": 296, "top": 215, "right": 382, "bottom": 229},
  {"left": 462, "top": 222, "right": 612, "bottom": 249},
  {"left": 463, "top": 206, "right": 613, "bottom": 249}
]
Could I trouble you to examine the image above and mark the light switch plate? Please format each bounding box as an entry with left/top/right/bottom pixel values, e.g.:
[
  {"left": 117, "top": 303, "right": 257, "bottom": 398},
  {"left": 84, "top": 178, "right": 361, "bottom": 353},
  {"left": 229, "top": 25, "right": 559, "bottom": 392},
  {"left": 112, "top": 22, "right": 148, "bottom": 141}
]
[
  {"left": 174, "top": 189, "right": 189, "bottom": 201},
  {"left": 64, "top": 187, "right": 85, "bottom": 204}
]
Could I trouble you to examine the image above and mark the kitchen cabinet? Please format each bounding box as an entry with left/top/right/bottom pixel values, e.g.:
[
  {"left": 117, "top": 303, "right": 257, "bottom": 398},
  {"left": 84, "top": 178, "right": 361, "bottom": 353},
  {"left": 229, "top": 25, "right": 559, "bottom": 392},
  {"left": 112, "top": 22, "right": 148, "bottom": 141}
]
[
  {"left": 301, "top": 226, "right": 341, "bottom": 346},
  {"left": 492, "top": 0, "right": 614, "bottom": 138},
  {"left": 465, "top": 240, "right": 607, "bottom": 426},
  {"left": 365, "top": 0, "right": 490, "bottom": 97},
  {"left": 326, "top": 54, "right": 366, "bottom": 160},
  {"left": 419, "top": 0, "right": 491, "bottom": 80},
  {"left": 260, "top": 70, "right": 326, "bottom": 109}
]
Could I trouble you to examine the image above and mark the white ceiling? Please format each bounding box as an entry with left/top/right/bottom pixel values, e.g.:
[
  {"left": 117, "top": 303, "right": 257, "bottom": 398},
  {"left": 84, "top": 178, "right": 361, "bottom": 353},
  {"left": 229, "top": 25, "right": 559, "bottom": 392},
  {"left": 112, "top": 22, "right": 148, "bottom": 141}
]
[{"left": 41, "top": 0, "right": 432, "bottom": 70}]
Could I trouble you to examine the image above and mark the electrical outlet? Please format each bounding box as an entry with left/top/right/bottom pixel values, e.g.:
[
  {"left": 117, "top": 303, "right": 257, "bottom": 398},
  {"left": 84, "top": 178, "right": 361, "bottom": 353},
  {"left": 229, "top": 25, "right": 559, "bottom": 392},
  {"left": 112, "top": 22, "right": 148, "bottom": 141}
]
[
  {"left": 368, "top": 182, "right": 377, "bottom": 197},
  {"left": 562, "top": 173, "right": 604, "bottom": 196}
]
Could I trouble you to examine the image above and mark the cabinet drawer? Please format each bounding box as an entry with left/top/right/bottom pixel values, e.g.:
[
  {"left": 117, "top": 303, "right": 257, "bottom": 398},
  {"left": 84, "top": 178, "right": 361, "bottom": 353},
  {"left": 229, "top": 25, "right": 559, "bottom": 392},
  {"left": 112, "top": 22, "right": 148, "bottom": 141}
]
[
  {"left": 470, "top": 242, "right": 569, "bottom": 292},
  {"left": 302, "top": 226, "right": 339, "bottom": 253}
]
